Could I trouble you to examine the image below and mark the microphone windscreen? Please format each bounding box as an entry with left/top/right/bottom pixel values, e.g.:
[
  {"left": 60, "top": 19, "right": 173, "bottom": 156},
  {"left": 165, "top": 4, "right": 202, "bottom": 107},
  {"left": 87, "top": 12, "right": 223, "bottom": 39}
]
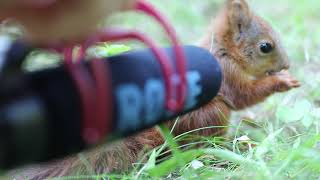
[
  {"left": 108, "top": 45, "right": 222, "bottom": 136},
  {"left": 0, "top": 45, "right": 222, "bottom": 168},
  {"left": 27, "top": 45, "right": 222, "bottom": 159}
]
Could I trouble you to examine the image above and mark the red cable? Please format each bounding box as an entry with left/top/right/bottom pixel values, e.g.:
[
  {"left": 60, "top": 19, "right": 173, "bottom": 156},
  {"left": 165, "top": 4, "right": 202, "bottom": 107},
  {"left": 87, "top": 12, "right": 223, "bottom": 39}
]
[
  {"left": 49, "top": 0, "right": 187, "bottom": 145},
  {"left": 69, "top": 28, "right": 176, "bottom": 145},
  {"left": 87, "top": 29, "right": 175, "bottom": 112},
  {"left": 88, "top": 59, "right": 112, "bottom": 143},
  {"left": 63, "top": 47, "right": 101, "bottom": 144},
  {"left": 77, "top": 28, "right": 179, "bottom": 144},
  {"left": 135, "top": 0, "right": 187, "bottom": 112}
]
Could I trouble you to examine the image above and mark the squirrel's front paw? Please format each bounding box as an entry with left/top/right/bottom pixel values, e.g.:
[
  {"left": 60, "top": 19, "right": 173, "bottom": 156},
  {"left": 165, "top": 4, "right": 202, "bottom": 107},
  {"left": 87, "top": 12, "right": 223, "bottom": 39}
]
[{"left": 273, "top": 70, "right": 301, "bottom": 92}]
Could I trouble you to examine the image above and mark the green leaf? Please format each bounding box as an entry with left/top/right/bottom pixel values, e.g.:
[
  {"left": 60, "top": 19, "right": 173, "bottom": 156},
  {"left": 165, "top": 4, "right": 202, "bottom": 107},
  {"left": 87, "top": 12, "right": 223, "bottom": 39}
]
[
  {"left": 294, "top": 100, "right": 312, "bottom": 115},
  {"left": 87, "top": 44, "right": 131, "bottom": 58},
  {"left": 311, "top": 108, "right": 320, "bottom": 118},
  {"left": 276, "top": 106, "right": 301, "bottom": 123},
  {"left": 203, "top": 149, "right": 259, "bottom": 167},
  {"left": 144, "top": 149, "right": 157, "bottom": 170},
  {"left": 293, "top": 137, "right": 302, "bottom": 149},
  {"left": 302, "top": 114, "right": 314, "bottom": 128},
  {"left": 276, "top": 100, "right": 313, "bottom": 123},
  {"left": 105, "top": 44, "right": 131, "bottom": 56},
  {"left": 255, "top": 128, "right": 283, "bottom": 157},
  {"left": 147, "top": 150, "right": 202, "bottom": 177}
]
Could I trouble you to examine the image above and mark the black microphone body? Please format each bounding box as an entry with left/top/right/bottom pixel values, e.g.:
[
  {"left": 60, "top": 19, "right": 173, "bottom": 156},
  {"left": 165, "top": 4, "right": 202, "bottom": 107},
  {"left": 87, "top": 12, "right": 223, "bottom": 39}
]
[{"left": 0, "top": 44, "right": 222, "bottom": 169}]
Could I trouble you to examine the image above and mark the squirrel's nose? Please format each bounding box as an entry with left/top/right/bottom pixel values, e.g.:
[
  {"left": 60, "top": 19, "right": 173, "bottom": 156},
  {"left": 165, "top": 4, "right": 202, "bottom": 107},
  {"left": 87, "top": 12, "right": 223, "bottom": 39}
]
[
  {"left": 279, "top": 55, "right": 290, "bottom": 70},
  {"left": 276, "top": 60, "right": 289, "bottom": 72},
  {"left": 277, "top": 49, "right": 290, "bottom": 70}
]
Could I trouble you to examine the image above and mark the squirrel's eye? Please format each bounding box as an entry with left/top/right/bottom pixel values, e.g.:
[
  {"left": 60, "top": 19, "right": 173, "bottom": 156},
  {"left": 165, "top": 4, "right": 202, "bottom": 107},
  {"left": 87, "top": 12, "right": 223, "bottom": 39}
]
[{"left": 260, "top": 42, "right": 273, "bottom": 54}]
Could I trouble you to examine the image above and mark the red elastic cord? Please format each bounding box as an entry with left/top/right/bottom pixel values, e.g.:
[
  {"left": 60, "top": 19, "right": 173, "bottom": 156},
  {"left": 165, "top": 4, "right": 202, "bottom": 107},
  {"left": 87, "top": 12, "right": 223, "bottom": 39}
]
[
  {"left": 62, "top": 45, "right": 112, "bottom": 145},
  {"left": 87, "top": 29, "right": 175, "bottom": 113},
  {"left": 77, "top": 45, "right": 112, "bottom": 144},
  {"left": 87, "top": 58, "right": 112, "bottom": 144},
  {"left": 135, "top": 0, "right": 187, "bottom": 112},
  {"left": 67, "top": 28, "right": 176, "bottom": 145},
  {"left": 51, "top": 0, "right": 187, "bottom": 145}
]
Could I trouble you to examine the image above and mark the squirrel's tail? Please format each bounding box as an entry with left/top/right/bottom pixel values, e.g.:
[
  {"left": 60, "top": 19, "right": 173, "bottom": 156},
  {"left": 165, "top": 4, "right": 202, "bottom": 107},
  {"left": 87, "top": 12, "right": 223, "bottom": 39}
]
[{"left": 11, "top": 128, "right": 164, "bottom": 180}]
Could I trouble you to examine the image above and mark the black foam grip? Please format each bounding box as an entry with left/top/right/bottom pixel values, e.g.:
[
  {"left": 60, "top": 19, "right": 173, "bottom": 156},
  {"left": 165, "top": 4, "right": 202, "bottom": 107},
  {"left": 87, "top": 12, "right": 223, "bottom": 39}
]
[{"left": 0, "top": 45, "right": 222, "bottom": 168}]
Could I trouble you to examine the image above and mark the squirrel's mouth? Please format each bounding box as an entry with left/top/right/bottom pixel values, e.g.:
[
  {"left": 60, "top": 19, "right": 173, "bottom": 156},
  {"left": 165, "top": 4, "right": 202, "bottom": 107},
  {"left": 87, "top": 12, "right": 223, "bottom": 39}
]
[
  {"left": 265, "top": 63, "right": 290, "bottom": 76},
  {"left": 265, "top": 70, "right": 277, "bottom": 76},
  {"left": 266, "top": 68, "right": 287, "bottom": 76},
  {"left": 265, "top": 70, "right": 281, "bottom": 76}
]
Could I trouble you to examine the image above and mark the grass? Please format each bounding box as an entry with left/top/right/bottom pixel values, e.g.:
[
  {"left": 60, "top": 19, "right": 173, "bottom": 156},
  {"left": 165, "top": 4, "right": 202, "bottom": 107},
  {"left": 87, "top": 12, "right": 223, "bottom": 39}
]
[{"left": 2, "top": 0, "right": 320, "bottom": 179}]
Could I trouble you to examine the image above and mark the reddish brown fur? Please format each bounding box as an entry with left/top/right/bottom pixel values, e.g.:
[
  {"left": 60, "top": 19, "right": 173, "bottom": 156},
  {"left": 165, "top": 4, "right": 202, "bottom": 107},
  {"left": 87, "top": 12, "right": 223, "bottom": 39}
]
[{"left": 12, "top": 0, "right": 300, "bottom": 179}]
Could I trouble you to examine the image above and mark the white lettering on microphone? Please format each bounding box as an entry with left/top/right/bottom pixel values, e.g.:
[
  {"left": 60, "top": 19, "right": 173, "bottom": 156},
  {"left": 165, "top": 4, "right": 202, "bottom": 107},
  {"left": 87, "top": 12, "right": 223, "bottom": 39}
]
[{"left": 115, "top": 70, "right": 202, "bottom": 132}]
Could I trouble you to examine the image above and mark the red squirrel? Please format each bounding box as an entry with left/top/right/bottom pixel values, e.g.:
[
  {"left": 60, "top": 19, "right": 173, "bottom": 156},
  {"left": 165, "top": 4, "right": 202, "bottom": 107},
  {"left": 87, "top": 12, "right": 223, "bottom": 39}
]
[{"left": 13, "top": 0, "right": 300, "bottom": 179}]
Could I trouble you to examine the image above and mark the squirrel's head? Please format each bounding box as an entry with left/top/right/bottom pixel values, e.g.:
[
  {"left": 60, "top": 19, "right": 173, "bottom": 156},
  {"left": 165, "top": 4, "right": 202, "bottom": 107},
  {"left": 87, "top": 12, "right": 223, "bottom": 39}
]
[{"left": 214, "top": 0, "right": 290, "bottom": 78}]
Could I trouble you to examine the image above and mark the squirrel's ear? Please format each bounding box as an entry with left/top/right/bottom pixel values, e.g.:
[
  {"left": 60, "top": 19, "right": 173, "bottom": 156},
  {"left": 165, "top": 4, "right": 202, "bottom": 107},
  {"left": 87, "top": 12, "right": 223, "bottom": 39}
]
[{"left": 227, "top": 0, "right": 252, "bottom": 43}]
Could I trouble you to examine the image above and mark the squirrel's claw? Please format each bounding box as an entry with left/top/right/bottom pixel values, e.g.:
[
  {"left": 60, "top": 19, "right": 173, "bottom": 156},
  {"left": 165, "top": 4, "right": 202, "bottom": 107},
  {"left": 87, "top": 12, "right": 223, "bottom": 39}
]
[{"left": 273, "top": 70, "right": 301, "bottom": 92}]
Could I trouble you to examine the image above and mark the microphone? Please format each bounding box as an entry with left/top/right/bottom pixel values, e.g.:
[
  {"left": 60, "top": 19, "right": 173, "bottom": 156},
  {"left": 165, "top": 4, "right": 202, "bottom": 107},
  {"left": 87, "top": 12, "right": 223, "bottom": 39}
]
[{"left": 0, "top": 44, "right": 222, "bottom": 169}]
